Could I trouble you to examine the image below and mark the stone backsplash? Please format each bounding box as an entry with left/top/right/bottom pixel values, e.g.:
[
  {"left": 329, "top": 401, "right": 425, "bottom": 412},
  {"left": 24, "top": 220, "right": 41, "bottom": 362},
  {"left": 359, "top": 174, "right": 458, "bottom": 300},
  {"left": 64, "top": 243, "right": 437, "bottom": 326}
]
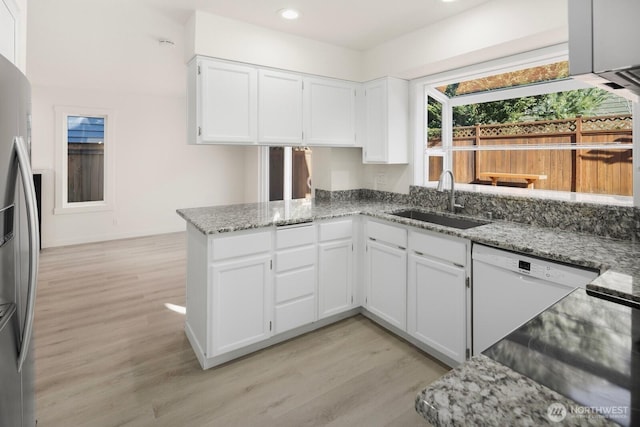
[{"left": 315, "top": 187, "right": 640, "bottom": 242}]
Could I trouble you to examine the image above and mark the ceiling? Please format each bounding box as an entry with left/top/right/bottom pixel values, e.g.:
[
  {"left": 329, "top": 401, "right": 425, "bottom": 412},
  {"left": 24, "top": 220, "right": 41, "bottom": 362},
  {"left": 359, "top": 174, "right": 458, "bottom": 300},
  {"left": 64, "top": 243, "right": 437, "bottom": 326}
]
[{"left": 148, "top": 0, "right": 493, "bottom": 51}]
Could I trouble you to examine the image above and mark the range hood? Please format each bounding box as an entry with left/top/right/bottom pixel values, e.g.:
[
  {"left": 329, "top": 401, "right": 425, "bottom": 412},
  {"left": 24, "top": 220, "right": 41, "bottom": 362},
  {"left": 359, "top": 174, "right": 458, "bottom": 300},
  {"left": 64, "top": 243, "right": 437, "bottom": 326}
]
[{"left": 569, "top": 0, "right": 640, "bottom": 102}]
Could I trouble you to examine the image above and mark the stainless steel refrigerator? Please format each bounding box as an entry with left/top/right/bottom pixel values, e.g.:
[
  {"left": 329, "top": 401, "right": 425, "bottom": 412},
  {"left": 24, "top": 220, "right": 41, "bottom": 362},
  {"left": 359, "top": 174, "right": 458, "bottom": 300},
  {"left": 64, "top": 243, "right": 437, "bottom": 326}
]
[{"left": 0, "top": 54, "right": 39, "bottom": 426}]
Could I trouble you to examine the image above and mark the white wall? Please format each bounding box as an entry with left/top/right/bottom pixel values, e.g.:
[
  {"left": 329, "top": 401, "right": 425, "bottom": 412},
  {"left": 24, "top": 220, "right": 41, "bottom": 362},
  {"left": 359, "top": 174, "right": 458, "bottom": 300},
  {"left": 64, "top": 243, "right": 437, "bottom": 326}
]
[
  {"left": 27, "top": 0, "right": 254, "bottom": 247},
  {"left": 188, "top": 11, "right": 363, "bottom": 82},
  {"left": 363, "top": 0, "right": 568, "bottom": 81},
  {"left": 32, "top": 86, "right": 251, "bottom": 247}
]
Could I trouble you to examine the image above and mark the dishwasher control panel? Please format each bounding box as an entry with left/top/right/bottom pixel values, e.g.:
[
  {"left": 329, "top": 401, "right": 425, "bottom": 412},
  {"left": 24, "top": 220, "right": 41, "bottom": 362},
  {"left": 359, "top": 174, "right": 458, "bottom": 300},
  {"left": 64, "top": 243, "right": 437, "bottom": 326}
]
[{"left": 472, "top": 244, "right": 599, "bottom": 288}]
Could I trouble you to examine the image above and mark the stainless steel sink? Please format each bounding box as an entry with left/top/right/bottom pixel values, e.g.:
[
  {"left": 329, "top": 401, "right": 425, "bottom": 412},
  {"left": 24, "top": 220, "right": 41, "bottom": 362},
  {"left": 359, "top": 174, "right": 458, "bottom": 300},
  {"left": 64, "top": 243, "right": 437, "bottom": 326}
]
[{"left": 390, "top": 210, "right": 489, "bottom": 229}]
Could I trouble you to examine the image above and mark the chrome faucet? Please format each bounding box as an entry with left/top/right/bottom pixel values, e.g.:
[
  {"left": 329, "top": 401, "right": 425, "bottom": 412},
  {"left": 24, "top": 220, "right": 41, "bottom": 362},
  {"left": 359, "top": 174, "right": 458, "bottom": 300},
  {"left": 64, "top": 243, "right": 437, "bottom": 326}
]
[{"left": 437, "top": 169, "right": 463, "bottom": 212}]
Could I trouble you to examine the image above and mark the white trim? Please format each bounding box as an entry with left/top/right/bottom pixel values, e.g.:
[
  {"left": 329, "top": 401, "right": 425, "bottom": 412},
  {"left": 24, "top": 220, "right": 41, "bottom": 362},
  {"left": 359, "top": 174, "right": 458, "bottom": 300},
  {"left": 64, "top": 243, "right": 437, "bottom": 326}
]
[
  {"left": 283, "top": 147, "right": 292, "bottom": 200},
  {"left": 258, "top": 146, "right": 269, "bottom": 203},
  {"left": 54, "top": 106, "right": 115, "bottom": 215}
]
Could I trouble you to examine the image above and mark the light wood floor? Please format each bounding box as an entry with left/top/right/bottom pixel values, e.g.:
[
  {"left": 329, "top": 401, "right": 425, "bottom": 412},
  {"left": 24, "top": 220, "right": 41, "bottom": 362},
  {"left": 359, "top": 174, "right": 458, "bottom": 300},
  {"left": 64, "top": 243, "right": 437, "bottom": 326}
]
[{"left": 34, "top": 232, "right": 448, "bottom": 426}]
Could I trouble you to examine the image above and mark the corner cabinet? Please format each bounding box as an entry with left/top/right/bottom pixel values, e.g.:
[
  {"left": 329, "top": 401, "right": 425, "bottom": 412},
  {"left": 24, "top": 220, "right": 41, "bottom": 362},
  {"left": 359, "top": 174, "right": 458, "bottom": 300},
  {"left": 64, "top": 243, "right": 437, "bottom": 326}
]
[
  {"left": 188, "top": 58, "right": 258, "bottom": 144},
  {"left": 303, "top": 78, "right": 358, "bottom": 146},
  {"left": 406, "top": 230, "right": 470, "bottom": 365},
  {"left": 362, "top": 77, "right": 409, "bottom": 164}
]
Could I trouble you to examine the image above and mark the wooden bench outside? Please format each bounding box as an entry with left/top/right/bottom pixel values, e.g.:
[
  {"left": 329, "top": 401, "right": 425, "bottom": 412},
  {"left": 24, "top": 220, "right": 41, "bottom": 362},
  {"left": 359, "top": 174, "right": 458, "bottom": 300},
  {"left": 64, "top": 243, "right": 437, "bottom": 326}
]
[{"left": 478, "top": 172, "right": 547, "bottom": 189}]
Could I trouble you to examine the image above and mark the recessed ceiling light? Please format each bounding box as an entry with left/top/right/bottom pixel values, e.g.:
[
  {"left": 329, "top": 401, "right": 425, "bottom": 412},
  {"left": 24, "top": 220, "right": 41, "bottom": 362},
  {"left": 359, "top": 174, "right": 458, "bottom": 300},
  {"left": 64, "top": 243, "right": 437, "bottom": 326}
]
[
  {"left": 441, "top": 0, "right": 457, "bottom": 2},
  {"left": 278, "top": 8, "right": 300, "bottom": 20}
]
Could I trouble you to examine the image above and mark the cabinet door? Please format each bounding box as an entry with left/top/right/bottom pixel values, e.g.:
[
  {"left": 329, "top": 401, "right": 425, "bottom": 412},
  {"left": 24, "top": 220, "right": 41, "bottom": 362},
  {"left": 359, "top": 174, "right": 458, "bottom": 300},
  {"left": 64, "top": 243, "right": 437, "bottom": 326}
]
[
  {"left": 200, "top": 59, "right": 258, "bottom": 143},
  {"left": 303, "top": 78, "right": 356, "bottom": 146},
  {"left": 258, "top": 69, "right": 303, "bottom": 144},
  {"left": 363, "top": 80, "right": 387, "bottom": 162},
  {"left": 0, "top": 0, "right": 16, "bottom": 64},
  {"left": 407, "top": 253, "right": 466, "bottom": 364},
  {"left": 318, "top": 239, "right": 353, "bottom": 318},
  {"left": 209, "top": 254, "right": 271, "bottom": 356},
  {"left": 365, "top": 240, "right": 407, "bottom": 330}
]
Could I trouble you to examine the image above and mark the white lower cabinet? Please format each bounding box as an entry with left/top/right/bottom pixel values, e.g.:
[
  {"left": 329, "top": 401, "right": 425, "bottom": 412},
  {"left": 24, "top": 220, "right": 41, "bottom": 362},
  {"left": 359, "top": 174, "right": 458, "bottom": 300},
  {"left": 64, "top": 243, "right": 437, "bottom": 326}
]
[
  {"left": 210, "top": 254, "right": 272, "bottom": 356},
  {"left": 407, "top": 253, "right": 466, "bottom": 363},
  {"left": 406, "top": 230, "right": 470, "bottom": 365},
  {"left": 185, "top": 214, "right": 473, "bottom": 370},
  {"left": 318, "top": 219, "right": 354, "bottom": 318},
  {"left": 365, "top": 241, "right": 407, "bottom": 329},
  {"left": 364, "top": 220, "right": 407, "bottom": 330}
]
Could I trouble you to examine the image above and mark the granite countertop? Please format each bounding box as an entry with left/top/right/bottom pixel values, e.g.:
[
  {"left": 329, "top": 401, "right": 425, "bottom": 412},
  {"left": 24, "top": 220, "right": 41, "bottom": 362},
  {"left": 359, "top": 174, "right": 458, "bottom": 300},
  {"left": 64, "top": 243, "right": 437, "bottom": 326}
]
[
  {"left": 177, "top": 198, "right": 640, "bottom": 303},
  {"left": 415, "top": 354, "right": 615, "bottom": 426}
]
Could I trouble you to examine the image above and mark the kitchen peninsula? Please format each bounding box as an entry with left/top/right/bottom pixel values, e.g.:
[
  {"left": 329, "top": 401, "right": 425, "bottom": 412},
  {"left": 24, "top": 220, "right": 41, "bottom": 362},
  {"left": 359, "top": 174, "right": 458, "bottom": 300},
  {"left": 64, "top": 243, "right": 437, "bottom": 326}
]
[{"left": 178, "top": 187, "right": 640, "bottom": 425}]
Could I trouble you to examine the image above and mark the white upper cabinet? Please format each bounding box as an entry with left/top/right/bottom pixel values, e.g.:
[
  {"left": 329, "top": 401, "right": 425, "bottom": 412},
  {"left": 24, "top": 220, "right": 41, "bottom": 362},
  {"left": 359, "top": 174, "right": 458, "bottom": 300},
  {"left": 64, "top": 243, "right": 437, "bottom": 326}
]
[
  {"left": 0, "top": 0, "right": 17, "bottom": 65},
  {"left": 363, "top": 77, "right": 409, "bottom": 164},
  {"left": 258, "top": 69, "right": 303, "bottom": 145},
  {"left": 188, "top": 57, "right": 363, "bottom": 147},
  {"left": 303, "top": 77, "right": 358, "bottom": 146},
  {"left": 189, "top": 58, "right": 258, "bottom": 144}
]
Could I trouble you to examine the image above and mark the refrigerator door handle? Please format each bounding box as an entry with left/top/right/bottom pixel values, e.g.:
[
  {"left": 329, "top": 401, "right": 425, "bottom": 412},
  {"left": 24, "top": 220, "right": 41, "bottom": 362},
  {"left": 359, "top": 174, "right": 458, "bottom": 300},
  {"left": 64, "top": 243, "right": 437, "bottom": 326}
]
[{"left": 14, "top": 136, "right": 39, "bottom": 373}]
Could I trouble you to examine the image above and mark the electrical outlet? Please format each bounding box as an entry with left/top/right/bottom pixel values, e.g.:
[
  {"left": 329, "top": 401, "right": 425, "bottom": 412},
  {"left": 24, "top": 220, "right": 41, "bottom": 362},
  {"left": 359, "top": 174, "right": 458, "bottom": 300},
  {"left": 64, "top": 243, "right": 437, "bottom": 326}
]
[{"left": 375, "top": 173, "right": 387, "bottom": 186}]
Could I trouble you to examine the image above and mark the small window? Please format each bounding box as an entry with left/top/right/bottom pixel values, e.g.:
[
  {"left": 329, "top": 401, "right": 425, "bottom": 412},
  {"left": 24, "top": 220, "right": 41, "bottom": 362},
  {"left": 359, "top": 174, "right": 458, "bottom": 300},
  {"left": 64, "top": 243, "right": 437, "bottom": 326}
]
[
  {"left": 55, "top": 107, "right": 114, "bottom": 213},
  {"left": 262, "top": 146, "right": 312, "bottom": 202},
  {"left": 66, "top": 116, "right": 105, "bottom": 202}
]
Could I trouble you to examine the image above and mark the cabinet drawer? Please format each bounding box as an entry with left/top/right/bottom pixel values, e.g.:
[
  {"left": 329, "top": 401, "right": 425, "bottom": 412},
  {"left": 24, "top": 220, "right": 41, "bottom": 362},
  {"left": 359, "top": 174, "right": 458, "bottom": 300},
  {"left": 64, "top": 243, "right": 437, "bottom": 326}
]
[
  {"left": 211, "top": 230, "right": 272, "bottom": 261},
  {"left": 409, "top": 231, "right": 466, "bottom": 267},
  {"left": 367, "top": 220, "right": 407, "bottom": 248},
  {"left": 274, "top": 296, "right": 315, "bottom": 334},
  {"left": 276, "top": 224, "right": 315, "bottom": 249},
  {"left": 318, "top": 219, "right": 352, "bottom": 242},
  {"left": 276, "top": 245, "right": 315, "bottom": 272},
  {"left": 275, "top": 266, "right": 315, "bottom": 303}
]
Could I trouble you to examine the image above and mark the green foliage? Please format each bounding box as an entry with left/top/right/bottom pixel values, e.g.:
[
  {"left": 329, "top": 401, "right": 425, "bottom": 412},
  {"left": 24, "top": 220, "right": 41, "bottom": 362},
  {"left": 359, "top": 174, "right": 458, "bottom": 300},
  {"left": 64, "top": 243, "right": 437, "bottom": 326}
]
[{"left": 427, "top": 88, "right": 610, "bottom": 132}]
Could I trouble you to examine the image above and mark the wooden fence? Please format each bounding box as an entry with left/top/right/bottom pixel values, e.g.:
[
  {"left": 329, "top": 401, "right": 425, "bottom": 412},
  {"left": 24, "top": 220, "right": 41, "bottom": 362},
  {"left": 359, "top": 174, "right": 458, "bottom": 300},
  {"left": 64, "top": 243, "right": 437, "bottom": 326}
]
[
  {"left": 67, "top": 143, "right": 104, "bottom": 202},
  {"left": 429, "top": 115, "right": 633, "bottom": 196}
]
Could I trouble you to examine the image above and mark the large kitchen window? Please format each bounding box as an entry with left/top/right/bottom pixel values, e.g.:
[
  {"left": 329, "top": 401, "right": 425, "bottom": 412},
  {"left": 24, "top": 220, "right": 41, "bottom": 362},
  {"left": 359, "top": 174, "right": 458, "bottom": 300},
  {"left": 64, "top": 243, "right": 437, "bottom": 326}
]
[
  {"left": 418, "top": 51, "right": 637, "bottom": 205},
  {"left": 55, "top": 106, "right": 114, "bottom": 213}
]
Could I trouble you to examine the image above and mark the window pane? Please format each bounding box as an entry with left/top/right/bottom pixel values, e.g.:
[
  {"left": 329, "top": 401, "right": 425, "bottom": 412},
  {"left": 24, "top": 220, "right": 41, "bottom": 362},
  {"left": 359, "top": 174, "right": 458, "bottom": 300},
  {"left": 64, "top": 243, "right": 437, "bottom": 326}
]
[
  {"left": 450, "top": 105, "right": 633, "bottom": 196},
  {"left": 426, "top": 96, "right": 442, "bottom": 148},
  {"left": 428, "top": 156, "right": 443, "bottom": 182},
  {"left": 436, "top": 61, "right": 569, "bottom": 97},
  {"left": 269, "top": 147, "right": 284, "bottom": 201},
  {"left": 67, "top": 116, "right": 104, "bottom": 203},
  {"left": 292, "top": 147, "right": 312, "bottom": 199}
]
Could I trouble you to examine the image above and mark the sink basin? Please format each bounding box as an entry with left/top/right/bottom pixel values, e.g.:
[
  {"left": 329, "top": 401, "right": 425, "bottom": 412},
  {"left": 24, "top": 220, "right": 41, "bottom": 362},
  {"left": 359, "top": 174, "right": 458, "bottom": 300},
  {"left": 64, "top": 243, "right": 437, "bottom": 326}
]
[{"left": 390, "top": 210, "right": 488, "bottom": 229}]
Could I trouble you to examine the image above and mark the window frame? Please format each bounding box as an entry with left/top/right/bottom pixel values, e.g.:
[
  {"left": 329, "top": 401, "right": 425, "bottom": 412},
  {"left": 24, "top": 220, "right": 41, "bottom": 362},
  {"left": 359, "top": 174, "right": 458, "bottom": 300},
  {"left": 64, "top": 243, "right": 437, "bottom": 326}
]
[
  {"left": 54, "top": 106, "right": 115, "bottom": 214},
  {"left": 411, "top": 45, "right": 639, "bottom": 207}
]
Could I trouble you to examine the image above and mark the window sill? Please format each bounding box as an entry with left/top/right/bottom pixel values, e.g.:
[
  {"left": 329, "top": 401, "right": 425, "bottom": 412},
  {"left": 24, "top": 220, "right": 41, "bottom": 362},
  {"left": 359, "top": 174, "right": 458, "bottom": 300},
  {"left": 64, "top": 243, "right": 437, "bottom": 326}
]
[
  {"left": 54, "top": 202, "right": 113, "bottom": 215},
  {"left": 423, "top": 182, "right": 633, "bottom": 207}
]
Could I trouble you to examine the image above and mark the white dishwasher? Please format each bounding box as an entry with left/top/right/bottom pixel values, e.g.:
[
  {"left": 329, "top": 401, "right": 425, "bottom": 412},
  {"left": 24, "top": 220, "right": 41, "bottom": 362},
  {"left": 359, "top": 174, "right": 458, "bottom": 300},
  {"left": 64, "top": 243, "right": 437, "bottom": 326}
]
[{"left": 472, "top": 244, "right": 599, "bottom": 355}]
